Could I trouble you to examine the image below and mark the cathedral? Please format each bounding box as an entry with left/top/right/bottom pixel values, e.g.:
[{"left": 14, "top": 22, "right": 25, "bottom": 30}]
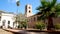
[
  {"left": 0, "top": 4, "right": 34, "bottom": 29},
  {"left": 0, "top": 4, "right": 60, "bottom": 29},
  {"left": 25, "top": 4, "right": 60, "bottom": 28}
]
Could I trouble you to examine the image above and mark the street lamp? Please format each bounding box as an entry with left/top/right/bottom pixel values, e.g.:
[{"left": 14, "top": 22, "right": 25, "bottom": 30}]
[
  {"left": 16, "top": 0, "right": 20, "bottom": 13},
  {"left": 16, "top": 0, "right": 20, "bottom": 28}
]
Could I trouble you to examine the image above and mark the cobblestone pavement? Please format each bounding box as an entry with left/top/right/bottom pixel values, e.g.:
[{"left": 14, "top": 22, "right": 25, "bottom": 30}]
[{"left": 0, "top": 29, "right": 13, "bottom": 34}]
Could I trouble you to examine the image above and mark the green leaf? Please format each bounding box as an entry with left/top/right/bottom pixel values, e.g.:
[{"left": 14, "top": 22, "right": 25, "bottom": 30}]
[{"left": 50, "top": 0, "right": 57, "bottom": 7}]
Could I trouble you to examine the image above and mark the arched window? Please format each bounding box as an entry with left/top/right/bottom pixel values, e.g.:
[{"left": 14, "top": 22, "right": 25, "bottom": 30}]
[
  {"left": 29, "top": 10, "right": 31, "bottom": 13},
  {"left": 2, "top": 20, "right": 6, "bottom": 26},
  {"left": 29, "top": 7, "right": 30, "bottom": 9}
]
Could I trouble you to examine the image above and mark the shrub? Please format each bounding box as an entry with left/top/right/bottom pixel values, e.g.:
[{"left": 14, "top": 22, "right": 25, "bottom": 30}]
[
  {"left": 22, "top": 22, "right": 27, "bottom": 29},
  {"left": 35, "top": 21, "right": 45, "bottom": 30},
  {"left": 20, "top": 21, "right": 27, "bottom": 29},
  {"left": 18, "top": 24, "right": 23, "bottom": 28},
  {"left": 54, "top": 23, "right": 60, "bottom": 29}
]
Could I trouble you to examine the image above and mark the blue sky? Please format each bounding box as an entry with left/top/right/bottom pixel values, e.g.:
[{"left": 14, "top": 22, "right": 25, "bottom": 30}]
[{"left": 0, "top": 0, "right": 60, "bottom": 14}]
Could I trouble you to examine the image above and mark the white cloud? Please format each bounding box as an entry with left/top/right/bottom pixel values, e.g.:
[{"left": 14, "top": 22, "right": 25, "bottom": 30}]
[
  {"left": 16, "top": 0, "right": 19, "bottom": 2},
  {"left": 8, "top": 0, "right": 17, "bottom": 3}
]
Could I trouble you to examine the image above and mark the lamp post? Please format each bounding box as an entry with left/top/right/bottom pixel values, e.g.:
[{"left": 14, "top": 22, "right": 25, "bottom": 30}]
[{"left": 16, "top": 0, "right": 20, "bottom": 28}]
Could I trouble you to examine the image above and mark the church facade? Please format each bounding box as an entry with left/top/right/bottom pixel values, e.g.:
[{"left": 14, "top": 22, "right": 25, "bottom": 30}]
[
  {"left": 25, "top": 4, "right": 60, "bottom": 28},
  {"left": 0, "top": 4, "right": 60, "bottom": 29},
  {"left": 0, "top": 10, "right": 16, "bottom": 28}
]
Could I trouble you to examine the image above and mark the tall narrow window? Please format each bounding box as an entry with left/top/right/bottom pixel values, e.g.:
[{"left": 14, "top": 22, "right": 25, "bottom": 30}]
[
  {"left": 34, "top": 17, "right": 35, "bottom": 21},
  {"left": 0, "top": 16, "right": 1, "bottom": 21},
  {"left": 29, "top": 10, "right": 31, "bottom": 13},
  {"left": 8, "top": 21, "right": 10, "bottom": 25},
  {"left": 0, "top": 13, "right": 1, "bottom": 21}
]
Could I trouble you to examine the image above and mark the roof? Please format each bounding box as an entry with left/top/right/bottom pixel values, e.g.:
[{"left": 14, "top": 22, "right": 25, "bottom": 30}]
[{"left": 0, "top": 10, "right": 15, "bottom": 14}]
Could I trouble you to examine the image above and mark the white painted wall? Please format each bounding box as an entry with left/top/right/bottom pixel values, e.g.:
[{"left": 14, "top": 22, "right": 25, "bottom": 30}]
[{"left": 0, "top": 13, "right": 15, "bottom": 28}]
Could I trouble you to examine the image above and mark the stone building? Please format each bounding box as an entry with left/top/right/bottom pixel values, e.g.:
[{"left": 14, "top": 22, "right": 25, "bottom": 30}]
[
  {"left": 25, "top": 4, "right": 42, "bottom": 28},
  {"left": 25, "top": 4, "right": 60, "bottom": 28}
]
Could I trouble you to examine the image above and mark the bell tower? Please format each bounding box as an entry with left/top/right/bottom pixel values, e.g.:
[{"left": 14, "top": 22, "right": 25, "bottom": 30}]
[{"left": 25, "top": 4, "right": 33, "bottom": 17}]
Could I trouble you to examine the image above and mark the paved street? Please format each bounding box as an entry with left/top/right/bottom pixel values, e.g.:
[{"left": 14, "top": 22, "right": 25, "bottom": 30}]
[
  {"left": 0, "top": 29, "right": 59, "bottom": 34},
  {"left": 0, "top": 29, "right": 13, "bottom": 34}
]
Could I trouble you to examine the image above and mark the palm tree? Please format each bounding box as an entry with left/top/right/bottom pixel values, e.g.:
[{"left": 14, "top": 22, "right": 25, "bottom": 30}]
[{"left": 37, "top": 0, "right": 60, "bottom": 30}]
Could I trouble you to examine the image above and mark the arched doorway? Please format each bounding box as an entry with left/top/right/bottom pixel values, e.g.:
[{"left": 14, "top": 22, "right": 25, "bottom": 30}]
[{"left": 2, "top": 20, "right": 6, "bottom": 28}]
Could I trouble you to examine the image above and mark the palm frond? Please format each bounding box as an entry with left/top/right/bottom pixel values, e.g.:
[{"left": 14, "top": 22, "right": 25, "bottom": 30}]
[
  {"left": 37, "top": 7, "right": 44, "bottom": 11},
  {"left": 40, "top": 0, "right": 47, "bottom": 7},
  {"left": 50, "top": 0, "right": 57, "bottom": 7},
  {"left": 36, "top": 0, "right": 60, "bottom": 20},
  {"left": 55, "top": 3, "right": 60, "bottom": 12}
]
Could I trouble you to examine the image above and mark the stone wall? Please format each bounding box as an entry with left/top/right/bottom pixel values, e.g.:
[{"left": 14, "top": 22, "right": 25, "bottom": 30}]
[{"left": 27, "top": 15, "right": 60, "bottom": 28}]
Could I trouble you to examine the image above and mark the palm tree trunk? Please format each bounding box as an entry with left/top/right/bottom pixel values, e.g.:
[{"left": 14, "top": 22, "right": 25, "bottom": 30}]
[{"left": 47, "top": 16, "right": 54, "bottom": 30}]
